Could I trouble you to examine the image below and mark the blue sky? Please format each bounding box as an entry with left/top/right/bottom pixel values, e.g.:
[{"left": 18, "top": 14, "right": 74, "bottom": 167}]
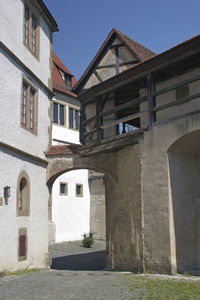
[{"left": 44, "top": 0, "right": 200, "bottom": 80}]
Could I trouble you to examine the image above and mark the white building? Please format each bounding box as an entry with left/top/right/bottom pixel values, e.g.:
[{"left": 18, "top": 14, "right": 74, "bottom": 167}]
[
  {"left": 0, "top": 0, "right": 58, "bottom": 272},
  {"left": 50, "top": 53, "right": 91, "bottom": 242}
]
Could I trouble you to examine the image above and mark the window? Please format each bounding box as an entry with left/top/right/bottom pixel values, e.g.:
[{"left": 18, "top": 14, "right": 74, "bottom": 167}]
[
  {"left": 60, "top": 182, "right": 68, "bottom": 195},
  {"left": 17, "top": 171, "right": 30, "bottom": 217},
  {"left": 21, "top": 80, "right": 37, "bottom": 133},
  {"left": 68, "top": 107, "right": 79, "bottom": 130},
  {"left": 18, "top": 228, "right": 27, "bottom": 261},
  {"left": 20, "top": 235, "right": 26, "bottom": 257},
  {"left": 24, "top": 4, "right": 39, "bottom": 56},
  {"left": 76, "top": 184, "right": 83, "bottom": 197},
  {"left": 53, "top": 102, "right": 65, "bottom": 126},
  {"left": 65, "top": 76, "right": 72, "bottom": 90}
]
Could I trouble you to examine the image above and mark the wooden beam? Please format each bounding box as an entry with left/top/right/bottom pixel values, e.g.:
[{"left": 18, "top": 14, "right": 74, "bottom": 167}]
[
  {"left": 110, "top": 43, "right": 125, "bottom": 49},
  {"left": 147, "top": 73, "right": 156, "bottom": 128},
  {"left": 115, "top": 47, "right": 120, "bottom": 75},
  {"left": 79, "top": 40, "right": 200, "bottom": 105},
  {"left": 80, "top": 105, "right": 86, "bottom": 144},
  {"left": 99, "top": 95, "right": 147, "bottom": 118},
  {"left": 80, "top": 129, "right": 146, "bottom": 157},
  {"left": 96, "top": 95, "right": 103, "bottom": 141},
  {"left": 84, "top": 128, "right": 97, "bottom": 137},
  {"left": 94, "top": 70, "right": 103, "bottom": 83},
  {"left": 100, "top": 110, "right": 147, "bottom": 129},
  {"left": 154, "top": 92, "right": 200, "bottom": 112},
  {"left": 95, "top": 60, "right": 138, "bottom": 70},
  {"left": 153, "top": 73, "right": 200, "bottom": 98}
]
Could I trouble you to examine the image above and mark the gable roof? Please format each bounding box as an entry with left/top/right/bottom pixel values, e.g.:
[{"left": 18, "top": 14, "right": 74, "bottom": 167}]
[
  {"left": 53, "top": 52, "right": 77, "bottom": 98},
  {"left": 78, "top": 33, "right": 200, "bottom": 105},
  {"left": 73, "top": 28, "right": 156, "bottom": 93}
]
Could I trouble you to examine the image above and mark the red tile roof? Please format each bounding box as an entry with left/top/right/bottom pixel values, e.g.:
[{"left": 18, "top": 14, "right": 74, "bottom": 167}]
[
  {"left": 114, "top": 28, "right": 155, "bottom": 62},
  {"left": 73, "top": 28, "right": 156, "bottom": 92},
  {"left": 52, "top": 52, "right": 77, "bottom": 97},
  {"left": 46, "top": 144, "right": 81, "bottom": 156}
]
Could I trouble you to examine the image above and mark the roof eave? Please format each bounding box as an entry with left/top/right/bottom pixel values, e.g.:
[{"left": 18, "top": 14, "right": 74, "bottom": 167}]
[
  {"left": 35, "top": 0, "right": 59, "bottom": 32},
  {"left": 78, "top": 34, "right": 200, "bottom": 104}
]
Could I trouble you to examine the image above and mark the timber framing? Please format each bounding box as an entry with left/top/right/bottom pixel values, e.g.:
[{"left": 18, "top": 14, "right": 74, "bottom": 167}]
[
  {"left": 0, "top": 42, "right": 54, "bottom": 98},
  {"left": 0, "top": 141, "right": 48, "bottom": 166},
  {"left": 73, "top": 28, "right": 155, "bottom": 93},
  {"left": 79, "top": 33, "right": 200, "bottom": 148},
  {"left": 79, "top": 34, "right": 200, "bottom": 104}
]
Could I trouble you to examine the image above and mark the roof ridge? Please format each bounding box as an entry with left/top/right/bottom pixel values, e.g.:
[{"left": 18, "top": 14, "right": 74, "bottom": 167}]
[
  {"left": 115, "top": 30, "right": 156, "bottom": 54},
  {"left": 114, "top": 28, "right": 156, "bottom": 55}
]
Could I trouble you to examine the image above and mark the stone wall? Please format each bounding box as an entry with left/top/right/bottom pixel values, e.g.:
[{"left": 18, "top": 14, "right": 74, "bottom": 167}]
[{"left": 89, "top": 172, "right": 106, "bottom": 240}]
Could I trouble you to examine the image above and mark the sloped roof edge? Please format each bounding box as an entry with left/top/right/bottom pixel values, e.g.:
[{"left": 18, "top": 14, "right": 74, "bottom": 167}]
[{"left": 73, "top": 28, "right": 155, "bottom": 93}]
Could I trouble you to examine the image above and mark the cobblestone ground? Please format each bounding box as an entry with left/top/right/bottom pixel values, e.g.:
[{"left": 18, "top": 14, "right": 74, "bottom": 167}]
[
  {"left": 1, "top": 241, "right": 200, "bottom": 300},
  {"left": 0, "top": 241, "right": 136, "bottom": 300}
]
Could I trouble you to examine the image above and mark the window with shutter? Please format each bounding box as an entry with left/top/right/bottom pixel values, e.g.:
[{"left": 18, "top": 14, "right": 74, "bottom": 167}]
[
  {"left": 19, "top": 235, "right": 26, "bottom": 257},
  {"left": 18, "top": 228, "right": 27, "bottom": 261}
]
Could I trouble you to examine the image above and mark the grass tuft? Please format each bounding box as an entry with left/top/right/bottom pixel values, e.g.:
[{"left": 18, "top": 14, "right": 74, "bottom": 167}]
[{"left": 3, "top": 268, "right": 42, "bottom": 277}]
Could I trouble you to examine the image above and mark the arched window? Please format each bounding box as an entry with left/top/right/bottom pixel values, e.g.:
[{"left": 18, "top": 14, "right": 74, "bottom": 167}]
[{"left": 16, "top": 171, "right": 30, "bottom": 216}]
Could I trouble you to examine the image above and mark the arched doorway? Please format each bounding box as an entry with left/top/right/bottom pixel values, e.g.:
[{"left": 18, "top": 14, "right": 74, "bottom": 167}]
[
  {"left": 51, "top": 168, "right": 105, "bottom": 243},
  {"left": 168, "top": 130, "right": 200, "bottom": 274}
]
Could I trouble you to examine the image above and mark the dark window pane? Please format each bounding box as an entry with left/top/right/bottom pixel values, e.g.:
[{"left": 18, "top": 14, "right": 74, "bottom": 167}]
[
  {"left": 53, "top": 102, "right": 58, "bottom": 123},
  {"left": 60, "top": 183, "right": 66, "bottom": 194},
  {"left": 20, "top": 235, "right": 26, "bottom": 257},
  {"left": 65, "top": 76, "right": 72, "bottom": 90},
  {"left": 75, "top": 110, "right": 79, "bottom": 129},
  {"left": 69, "top": 107, "right": 73, "bottom": 128},
  {"left": 60, "top": 104, "right": 64, "bottom": 125},
  {"left": 76, "top": 185, "right": 81, "bottom": 195}
]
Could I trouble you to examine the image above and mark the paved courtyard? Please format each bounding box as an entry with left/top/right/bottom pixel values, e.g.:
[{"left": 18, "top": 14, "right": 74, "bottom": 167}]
[
  {"left": 0, "top": 241, "right": 133, "bottom": 300},
  {"left": 1, "top": 241, "right": 200, "bottom": 299}
]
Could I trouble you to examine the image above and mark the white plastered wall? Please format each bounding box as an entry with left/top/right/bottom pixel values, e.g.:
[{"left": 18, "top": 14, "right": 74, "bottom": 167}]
[
  {"left": 51, "top": 93, "right": 91, "bottom": 242},
  {"left": 0, "top": 150, "right": 49, "bottom": 272},
  {"left": 0, "top": 0, "right": 51, "bottom": 87},
  {"left": 0, "top": 49, "right": 50, "bottom": 159},
  {"left": 52, "top": 169, "right": 90, "bottom": 242}
]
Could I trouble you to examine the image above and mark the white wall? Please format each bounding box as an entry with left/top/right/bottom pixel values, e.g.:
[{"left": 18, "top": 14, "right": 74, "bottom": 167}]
[
  {"left": 52, "top": 169, "right": 90, "bottom": 242},
  {"left": 0, "top": 0, "right": 51, "bottom": 87},
  {"left": 52, "top": 125, "right": 79, "bottom": 145},
  {"left": 0, "top": 49, "right": 50, "bottom": 159},
  {"left": 0, "top": 149, "right": 49, "bottom": 272},
  {"left": 0, "top": 0, "right": 52, "bottom": 272}
]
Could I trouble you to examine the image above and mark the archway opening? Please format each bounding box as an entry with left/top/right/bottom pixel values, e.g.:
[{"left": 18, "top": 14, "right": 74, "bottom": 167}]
[
  {"left": 48, "top": 167, "right": 106, "bottom": 271},
  {"left": 51, "top": 168, "right": 105, "bottom": 243},
  {"left": 168, "top": 130, "right": 200, "bottom": 274}
]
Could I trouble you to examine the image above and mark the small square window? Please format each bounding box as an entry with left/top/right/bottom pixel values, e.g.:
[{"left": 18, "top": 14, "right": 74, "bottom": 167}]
[
  {"left": 76, "top": 184, "right": 83, "bottom": 197},
  {"left": 60, "top": 182, "right": 68, "bottom": 195}
]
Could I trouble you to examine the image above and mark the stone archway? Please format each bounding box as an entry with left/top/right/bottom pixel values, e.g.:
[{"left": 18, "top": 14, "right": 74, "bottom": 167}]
[
  {"left": 46, "top": 142, "right": 143, "bottom": 272},
  {"left": 46, "top": 146, "right": 117, "bottom": 260},
  {"left": 168, "top": 130, "right": 200, "bottom": 274}
]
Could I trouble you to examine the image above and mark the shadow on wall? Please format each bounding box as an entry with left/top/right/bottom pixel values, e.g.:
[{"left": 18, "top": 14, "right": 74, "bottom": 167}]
[
  {"left": 168, "top": 130, "right": 200, "bottom": 274},
  {"left": 51, "top": 250, "right": 106, "bottom": 271}
]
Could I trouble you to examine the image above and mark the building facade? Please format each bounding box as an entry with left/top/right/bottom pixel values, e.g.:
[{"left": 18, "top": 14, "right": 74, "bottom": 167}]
[
  {"left": 0, "top": 0, "right": 58, "bottom": 272},
  {"left": 50, "top": 53, "right": 99, "bottom": 243}
]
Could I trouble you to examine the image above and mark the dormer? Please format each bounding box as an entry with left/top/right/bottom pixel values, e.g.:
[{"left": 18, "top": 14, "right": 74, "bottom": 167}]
[
  {"left": 53, "top": 52, "right": 77, "bottom": 94},
  {"left": 73, "top": 28, "right": 155, "bottom": 93}
]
